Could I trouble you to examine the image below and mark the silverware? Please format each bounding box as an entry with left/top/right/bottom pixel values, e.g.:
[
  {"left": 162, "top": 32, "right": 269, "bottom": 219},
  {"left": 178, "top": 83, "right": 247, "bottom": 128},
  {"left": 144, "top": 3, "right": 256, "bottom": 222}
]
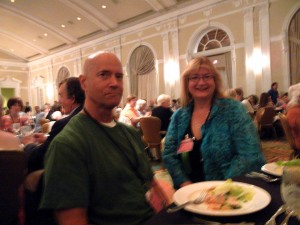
[
  {"left": 246, "top": 172, "right": 280, "bottom": 183},
  {"left": 280, "top": 208, "right": 295, "bottom": 225},
  {"left": 265, "top": 204, "right": 287, "bottom": 225},
  {"left": 167, "top": 190, "right": 207, "bottom": 213}
]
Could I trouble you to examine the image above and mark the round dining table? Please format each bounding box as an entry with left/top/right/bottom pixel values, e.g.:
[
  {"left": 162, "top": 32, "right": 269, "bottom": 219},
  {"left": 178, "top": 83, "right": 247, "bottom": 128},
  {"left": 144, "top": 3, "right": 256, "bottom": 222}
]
[{"left": 144, "top": 175, "right": 299, "bottom": 225}]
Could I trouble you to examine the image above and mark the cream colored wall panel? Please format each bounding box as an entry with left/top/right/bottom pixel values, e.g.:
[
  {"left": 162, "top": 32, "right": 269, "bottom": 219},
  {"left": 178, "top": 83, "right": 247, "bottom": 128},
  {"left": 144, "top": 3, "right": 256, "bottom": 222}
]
[
  {"left": 270, "top": 0, "right": 299, "bottom": 36},
  {"left": 270, "top": 41, "right": 286, "bottom": 92},
  {"left": 234, "top": 48, "right": 246, "bottom": 90},
  {"left": 178, "top": 24, "right": 198, "bottom": 54},
  {"left": 214, "top": 12, "right": 244, "bottom": 43}
]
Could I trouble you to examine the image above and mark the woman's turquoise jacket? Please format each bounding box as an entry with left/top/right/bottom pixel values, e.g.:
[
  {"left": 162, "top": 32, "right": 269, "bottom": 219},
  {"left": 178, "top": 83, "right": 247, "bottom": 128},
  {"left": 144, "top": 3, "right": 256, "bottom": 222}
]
[{"left": 162, "top": 98, "right": 266, "bottom": 189}]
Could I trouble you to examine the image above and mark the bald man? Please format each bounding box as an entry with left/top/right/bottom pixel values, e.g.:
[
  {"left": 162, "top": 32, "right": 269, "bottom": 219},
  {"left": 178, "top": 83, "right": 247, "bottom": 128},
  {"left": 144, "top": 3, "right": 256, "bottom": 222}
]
[{"left": 40, "top": 52, "right": 156, "bottom": 225}]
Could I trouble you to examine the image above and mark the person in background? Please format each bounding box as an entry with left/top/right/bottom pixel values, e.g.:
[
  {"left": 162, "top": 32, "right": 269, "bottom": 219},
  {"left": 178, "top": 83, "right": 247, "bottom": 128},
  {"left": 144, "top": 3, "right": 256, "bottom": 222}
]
[
  {"left": 1, "top": 97, "right": 28, "bottom": 133},
  {"left": 258, "top": 92, "right": 274, "bottom": 109},
  {"left": 22, "top": 77, "right": 85, "bottom": 225},
  {"left": 234, "top": 87, "right": 244, "bottom": 101},
  {"left": 40, "top": 52, "right": 166, "bottom": 225},
  {"left": 286, "top": 89, "right": 300, "bottom": 154},
  {"left": 151, "top": 94, "right": 173, "bottom": 137},
  {"left": 171, "top": 99, "right": 180, "bottom": 112},
  {"left": 146, "top": 99, "right": 156, "bottom": 112},
  {"left": 276, "top": 92, "right": 289, "bottom": 112},
  {"left": 24, "top": 101, "right": 32, "bottom": 114},
  {"left": 224, "top": 88, "right": 238, "bottom": 100},
  {"left": 135, "top": 99, "right": 148, "bottom": 116},
  {"left": 163, "top": 56, "right": 265, "bottom": 189},
  {"left": 0, "top": 95, "right": 21, "bottom": 150},
  {"left": 119, "top": 94, "right": 141, "bottom": 128},
  {"left": 34, "top": 103, "right": 51, "bottom": 133},
  {"left": 268, "top": 82, "right": 279, "bottom": 105},
  {"left": 241, "top": 95, "right": 256, "bottom": 118},
  {"left": 46, "top": 101, "right": 61, "bottom": 121}
]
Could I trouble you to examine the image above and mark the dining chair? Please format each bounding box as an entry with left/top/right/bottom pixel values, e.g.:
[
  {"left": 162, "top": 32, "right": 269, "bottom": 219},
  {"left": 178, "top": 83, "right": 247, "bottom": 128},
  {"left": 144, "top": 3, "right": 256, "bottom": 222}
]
[
  {"left": 39, "top": 118, "right": 50, "bottom": 127},
  {"left": 41, "top": 122, "right": 51, "bottom": 134},
  {"left": 278, "top": 113, "right": 299, "bottom": 158},
  {"left": 0, "top": 150, "right": 27, "bottom": 225},
  {"left": 256, "top": 107, "right": 277, "bottom": 139},
  {"left": 140, "top": 116, "right": 162, "bottom": 161}
]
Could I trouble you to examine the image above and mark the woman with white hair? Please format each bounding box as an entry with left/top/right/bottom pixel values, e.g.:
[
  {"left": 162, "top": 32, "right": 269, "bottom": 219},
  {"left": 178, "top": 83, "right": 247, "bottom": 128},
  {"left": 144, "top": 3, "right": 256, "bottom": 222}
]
[
  {"left": 135, "top": 99, "right": 148, "bottom": 116},
  {"left": 151, "top": 94, "right": 173, "bottom": 136}
]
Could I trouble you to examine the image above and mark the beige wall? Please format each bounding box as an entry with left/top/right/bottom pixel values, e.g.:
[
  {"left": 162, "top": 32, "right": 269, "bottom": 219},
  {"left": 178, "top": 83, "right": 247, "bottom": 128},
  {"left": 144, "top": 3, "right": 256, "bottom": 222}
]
[{"left": 0, "top": 0, "right": 299, "bottom": 106}]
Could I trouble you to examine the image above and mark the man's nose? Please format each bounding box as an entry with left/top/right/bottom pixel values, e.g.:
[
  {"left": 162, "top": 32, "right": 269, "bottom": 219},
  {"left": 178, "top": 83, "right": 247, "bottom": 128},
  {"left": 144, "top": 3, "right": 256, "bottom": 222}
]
[{"left": 109, "top": 75, "right": 120, "bottom": 85}]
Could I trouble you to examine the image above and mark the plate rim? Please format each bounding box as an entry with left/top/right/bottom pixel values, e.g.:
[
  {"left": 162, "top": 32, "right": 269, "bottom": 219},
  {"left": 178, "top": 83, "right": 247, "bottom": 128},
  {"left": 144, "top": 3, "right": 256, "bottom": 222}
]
[
  {"left": 173, "top": 180, "right": 271, "bottom": 216},
  {"left": 261, "top": 162, "right": 283, "bottom": 177}
]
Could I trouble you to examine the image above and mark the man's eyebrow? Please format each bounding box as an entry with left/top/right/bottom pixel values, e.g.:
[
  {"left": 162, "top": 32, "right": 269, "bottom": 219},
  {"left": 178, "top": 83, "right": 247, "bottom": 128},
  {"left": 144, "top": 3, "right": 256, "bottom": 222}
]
[{"left": 96, "top": 70, "right": 110, "bottom": 74}]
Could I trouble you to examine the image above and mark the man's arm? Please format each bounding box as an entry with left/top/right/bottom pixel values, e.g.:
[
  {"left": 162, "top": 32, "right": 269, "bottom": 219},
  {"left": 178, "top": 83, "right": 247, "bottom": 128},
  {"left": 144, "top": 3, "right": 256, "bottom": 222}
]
[{"left": 55, "top": 208, "right": 88, "bottom": 225}]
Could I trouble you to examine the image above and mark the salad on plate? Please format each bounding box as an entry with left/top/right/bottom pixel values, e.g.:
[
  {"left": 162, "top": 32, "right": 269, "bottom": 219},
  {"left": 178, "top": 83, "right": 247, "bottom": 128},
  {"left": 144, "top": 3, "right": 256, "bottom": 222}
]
[{"left": 202, "top": 179, "right": 254, "bottom": 210}]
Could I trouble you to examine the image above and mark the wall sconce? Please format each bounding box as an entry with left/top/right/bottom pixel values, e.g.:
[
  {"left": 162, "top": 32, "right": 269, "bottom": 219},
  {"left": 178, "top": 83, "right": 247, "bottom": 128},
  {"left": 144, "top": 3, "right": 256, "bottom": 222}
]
[
  {"left": 165, "top": 59, "right": 179, "bottom": 86},
  {"left": 249, "top": 48, "right": 268, "bottom": 75},
  {"left": 46, "top": 84, "right": 54, "bottom": 101}
]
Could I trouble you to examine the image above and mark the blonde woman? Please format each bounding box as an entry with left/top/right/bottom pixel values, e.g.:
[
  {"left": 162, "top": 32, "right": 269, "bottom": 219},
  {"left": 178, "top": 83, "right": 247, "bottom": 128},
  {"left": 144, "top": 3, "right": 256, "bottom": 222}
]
[{"left": 163, "top": 56, "right": 265, "bottom": 189}]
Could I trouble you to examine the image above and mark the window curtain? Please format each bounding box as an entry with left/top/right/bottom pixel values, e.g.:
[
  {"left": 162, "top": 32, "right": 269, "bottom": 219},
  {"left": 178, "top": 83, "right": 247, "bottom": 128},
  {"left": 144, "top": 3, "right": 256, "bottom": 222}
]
[
  {"left": 56, "top": 67, "right": 70, "bottom": 87},
  {"left": 129, "top": 45, "right": 156, "bottom": 100},
  {"left": 289, "top": 9, "right": 300, "bottom": 84}
]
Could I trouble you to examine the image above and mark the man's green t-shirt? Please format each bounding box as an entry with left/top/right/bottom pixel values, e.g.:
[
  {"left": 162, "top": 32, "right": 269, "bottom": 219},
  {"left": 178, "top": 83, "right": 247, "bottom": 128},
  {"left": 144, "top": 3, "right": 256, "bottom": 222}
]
[{"left": 40, "top": 113, "right": 154, "bottom": 225}]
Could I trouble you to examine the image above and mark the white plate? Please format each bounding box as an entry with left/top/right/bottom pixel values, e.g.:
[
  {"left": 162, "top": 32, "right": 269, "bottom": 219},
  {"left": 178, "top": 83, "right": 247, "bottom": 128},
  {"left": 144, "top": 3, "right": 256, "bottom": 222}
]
[
  {"left": 261, "top": 162, "right": 283, "bottom": 177},
  {"left": 173, "top": 181, "right": 271, "bottom": 216}
]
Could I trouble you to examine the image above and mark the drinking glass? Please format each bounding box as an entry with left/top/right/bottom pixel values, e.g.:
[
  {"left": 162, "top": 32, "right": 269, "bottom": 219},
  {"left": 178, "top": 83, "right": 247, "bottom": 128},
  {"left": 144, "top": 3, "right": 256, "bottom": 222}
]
[
  {"left": 11, "top": 123, "right": 21, "bottom": 135},
  {"left": 21, "top": 116, "right": 36, "bottom": 136},
  {"left": 280, "top": 165, "right": 300, "bottom": 220}
]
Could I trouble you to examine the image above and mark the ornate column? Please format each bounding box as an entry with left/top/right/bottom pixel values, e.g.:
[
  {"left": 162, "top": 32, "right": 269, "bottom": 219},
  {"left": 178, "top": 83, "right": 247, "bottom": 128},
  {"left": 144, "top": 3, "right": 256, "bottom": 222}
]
[
  {"left": 162, "top": 32, "right": 170, "bottom": 95},
  {"left": 259, "top": 2, "right": 271, "bottom": 91},
  {"left": 244, "top": 7, "right": 255, "bottom": 95},
  {"left": 171, "top": 29, "right": 180, "bottom": 98}
]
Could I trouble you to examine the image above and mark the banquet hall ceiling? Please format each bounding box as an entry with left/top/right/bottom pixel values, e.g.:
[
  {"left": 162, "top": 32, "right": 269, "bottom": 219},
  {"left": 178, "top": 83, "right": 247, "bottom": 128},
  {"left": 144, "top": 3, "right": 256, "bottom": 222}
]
[{"left": 0, "top": 0, "right": 205, "bottom": 63}]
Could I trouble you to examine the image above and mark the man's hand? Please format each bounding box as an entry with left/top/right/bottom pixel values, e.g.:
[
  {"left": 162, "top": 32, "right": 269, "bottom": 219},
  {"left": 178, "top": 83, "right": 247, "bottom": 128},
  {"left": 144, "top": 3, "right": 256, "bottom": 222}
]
[{"left": 21, "top": 133, "right": 48, "bottom": 145}]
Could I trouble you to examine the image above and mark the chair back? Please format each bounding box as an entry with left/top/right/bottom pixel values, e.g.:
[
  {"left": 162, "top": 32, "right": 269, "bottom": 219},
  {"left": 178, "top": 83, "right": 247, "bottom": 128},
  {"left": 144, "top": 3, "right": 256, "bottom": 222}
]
[
  {"left": 260, "top": 107, "right": 276, "bottom": 126},
  {"left": 41, "top": 122, "right": 51, "bottom": 134},
  {"left": 39, "top": 118, "right": 50, "bottom": 126},
  {"left": 140, "top": 116, "right": 162, "bottom": 145},
  {"left": 278, "top": 113, "right": 297, "bottom": 150},
  {"left": 0, "top": 150, "right": 26, "bottom": 223}
]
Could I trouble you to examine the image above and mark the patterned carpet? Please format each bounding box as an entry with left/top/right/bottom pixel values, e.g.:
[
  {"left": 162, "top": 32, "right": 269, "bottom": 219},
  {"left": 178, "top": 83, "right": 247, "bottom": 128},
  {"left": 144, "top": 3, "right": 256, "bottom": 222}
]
[{"left": 261, "top": 137, "right": 293, "bottom": 162}]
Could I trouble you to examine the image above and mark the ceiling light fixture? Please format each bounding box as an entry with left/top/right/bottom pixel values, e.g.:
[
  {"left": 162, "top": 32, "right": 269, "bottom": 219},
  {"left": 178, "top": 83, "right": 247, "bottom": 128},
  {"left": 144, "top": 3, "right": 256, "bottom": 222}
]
[
  {"left": 11, "top": 0, "right": 15, "bottom": 2},
  {"left": 61, "top": 24, "right": 66, "bottom": 28},
  {"left": 77, "top": 17, "right": 81, "bottom": 21},
  {"left": 44, "top": 33, "right": 48, "bottom": 36},
  {"left": 102, "top": 5, "right": 107, "bottom": 9}
]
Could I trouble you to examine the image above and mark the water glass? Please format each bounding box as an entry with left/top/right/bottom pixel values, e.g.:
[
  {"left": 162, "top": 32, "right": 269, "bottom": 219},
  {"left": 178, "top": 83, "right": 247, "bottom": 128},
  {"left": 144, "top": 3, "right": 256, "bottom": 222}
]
[
  {"left": 12, "top": 123, "right": 21, "bottom": 135},
  {"left": 280, "top": 165, "right": 300, "bottom": 219}
]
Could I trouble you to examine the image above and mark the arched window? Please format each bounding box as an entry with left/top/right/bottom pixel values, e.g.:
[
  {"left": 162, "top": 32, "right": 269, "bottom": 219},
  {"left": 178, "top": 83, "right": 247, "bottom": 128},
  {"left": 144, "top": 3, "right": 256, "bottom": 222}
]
[
  {"left": 128, "top": 45, "right": 157, "bottom": 100},
  {"left": 196, "top": 28, "right": 232, "bottom": 89},
  {"left": 289, "top": 8, "right": 300, "bottom": 84},
  {"left": 197, "top": 28, "right": 230, "bottom": 52},
  {"left": 56, "top": 66, "right": 70, "bottom": 87}
]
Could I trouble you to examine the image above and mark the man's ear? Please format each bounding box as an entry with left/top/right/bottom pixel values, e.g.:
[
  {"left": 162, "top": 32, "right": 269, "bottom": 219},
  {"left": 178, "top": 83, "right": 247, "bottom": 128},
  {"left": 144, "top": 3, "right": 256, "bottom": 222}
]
[{"left": 79, "top": 74, "right": 86, "bottom": 91}]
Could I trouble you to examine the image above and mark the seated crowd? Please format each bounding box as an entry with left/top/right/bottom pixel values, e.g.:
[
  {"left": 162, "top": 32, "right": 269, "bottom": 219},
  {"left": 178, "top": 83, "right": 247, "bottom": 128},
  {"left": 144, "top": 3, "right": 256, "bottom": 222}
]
[{"left": 0, "top": 52, "right": 299, "bottom": 225}]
